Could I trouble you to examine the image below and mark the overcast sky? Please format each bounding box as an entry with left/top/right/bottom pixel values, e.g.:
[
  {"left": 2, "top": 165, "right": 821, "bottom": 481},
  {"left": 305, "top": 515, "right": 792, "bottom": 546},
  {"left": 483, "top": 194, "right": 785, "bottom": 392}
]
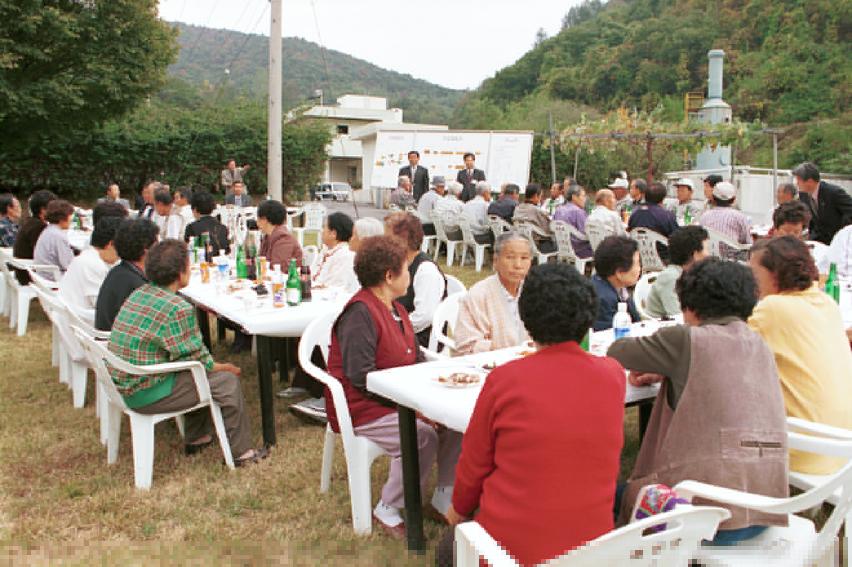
[{"left": 158, "top": 0, "right": 581, "bottom": 90}]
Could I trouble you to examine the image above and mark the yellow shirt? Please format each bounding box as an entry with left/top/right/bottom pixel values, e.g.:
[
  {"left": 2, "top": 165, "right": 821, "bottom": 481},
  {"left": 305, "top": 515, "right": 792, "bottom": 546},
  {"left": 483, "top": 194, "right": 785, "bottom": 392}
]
[{"left": 748, "top": 284, "right": 852, "bottom": 474}]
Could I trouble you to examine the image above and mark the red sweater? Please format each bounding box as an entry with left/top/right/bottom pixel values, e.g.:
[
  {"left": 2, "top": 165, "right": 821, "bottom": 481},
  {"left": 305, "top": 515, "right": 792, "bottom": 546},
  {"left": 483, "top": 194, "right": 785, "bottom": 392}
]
[{"left": 452, "top": 341, "right": 626, "bottom": 567}]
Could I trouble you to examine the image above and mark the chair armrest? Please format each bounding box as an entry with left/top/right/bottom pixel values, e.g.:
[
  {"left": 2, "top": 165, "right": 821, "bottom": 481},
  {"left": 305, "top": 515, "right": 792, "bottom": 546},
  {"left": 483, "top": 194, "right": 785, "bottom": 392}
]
[
  {"left": 455, "top": 522, "right": 520, "bottom": 567},
  {"left": 93, "top": 330, "right": 111, "bottom": 341},
  {"left": 787, "top": 431, "right": 852, "bottom": 459},
  {"left": 674, "top": 480, "right": 791, "bottom": 514},
  {"left": 787, "top": 417, "right": 852, "bottom": 440}
]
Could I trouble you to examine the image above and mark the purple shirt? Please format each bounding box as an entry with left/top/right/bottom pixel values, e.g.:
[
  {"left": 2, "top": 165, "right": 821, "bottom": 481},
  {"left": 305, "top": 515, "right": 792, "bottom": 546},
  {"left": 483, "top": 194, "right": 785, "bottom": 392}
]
[{"left": 553, "top": 202, "right": 592, "bottom": 258}]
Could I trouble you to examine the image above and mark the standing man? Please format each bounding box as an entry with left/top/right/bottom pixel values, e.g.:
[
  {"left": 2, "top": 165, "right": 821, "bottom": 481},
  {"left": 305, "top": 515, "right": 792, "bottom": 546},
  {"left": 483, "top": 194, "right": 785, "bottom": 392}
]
[
  {"left": 793, "top": 161, "right": 852, "bottom": 245},
  {"left": 399, "top": 151, "right": 429, "bottom": 203},
  {"left": 0, "top": 193, "right": 22, "bottom": 247},
  {"left": 224, "top": 181, "right": 251, "bottom": 207},
  {"left": 456, "top": 152, "right": 486, "bottom": 202},
  {"left": 98, "top": 183, "right": 130, "bottom": 210},
  {"left": 221, "top": 159, "right": 250, "bottom": 194}
]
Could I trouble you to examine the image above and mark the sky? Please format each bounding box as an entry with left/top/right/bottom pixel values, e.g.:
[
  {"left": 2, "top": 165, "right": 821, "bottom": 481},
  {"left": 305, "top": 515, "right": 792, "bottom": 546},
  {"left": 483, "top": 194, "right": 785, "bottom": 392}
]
[{"left": 157, "top": 0, "right": 581, "bottom": 91}]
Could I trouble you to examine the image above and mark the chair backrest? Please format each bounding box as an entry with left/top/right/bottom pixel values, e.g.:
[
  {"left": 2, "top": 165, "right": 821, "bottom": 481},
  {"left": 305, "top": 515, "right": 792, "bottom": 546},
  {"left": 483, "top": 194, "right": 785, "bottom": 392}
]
[
  {"left": 488, "top": 215, "right": 512, "bottom": 242},
  {"left": 27, "top": 268, "right": 59, "bottom": 293},
  {"left": 632, "top": 272, "right": 658, "bottom": 320},
  {"left": 806, "top": 240, "right": 829, "bottom": 267},
  {"left": 457, "top": 216, "right": 478, "bottom": 245},
  {"left": 71, "top": 324, "right": 129, "bottom": 411},
  {"left": 585, "top": 218, "right": 612, "bottom": 251},
  {"left": 704, "top": 226, "right": 750, "bottom": 260},
  {"left": 514, "top": 223, "right": 542, "bottom": 256},
  {"left": 427, "top": 292, "right": 464, "bottom": 353},
  {"left": 550, "top": 220, "right": 579, "bottom": 261},
  {"left": 303, "top": 203, "right": 327, "bottom": 231},
  {"left": 446, "top": 275, "right": 466, "bottom": 296},
  {"left": 629, "top": 228, "right": 667, "bottom": 272},
  {"left": 432, "top": 211, "right": 450, "bottom": 241},
  {"left": 32, "top": 286, "right": 86, "bottom": 362},
  {"left": 303, "top": 245, "right": 319, "bottom": 270}
]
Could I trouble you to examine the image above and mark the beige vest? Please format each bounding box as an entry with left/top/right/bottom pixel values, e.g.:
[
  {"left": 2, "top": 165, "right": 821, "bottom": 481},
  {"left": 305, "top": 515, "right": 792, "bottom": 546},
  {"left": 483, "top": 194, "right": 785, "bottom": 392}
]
[{"left": 621, "top": 321, "right": 789, "bottom": 530}]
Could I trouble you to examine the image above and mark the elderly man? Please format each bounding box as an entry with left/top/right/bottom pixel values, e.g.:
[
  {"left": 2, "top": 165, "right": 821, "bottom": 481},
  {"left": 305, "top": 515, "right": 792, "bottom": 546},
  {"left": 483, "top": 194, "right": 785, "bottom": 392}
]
[
  {"left": 0, "top": 193, "right": 22, "bottom": 247},
  {"left": 667, "top": 178, "right": 704, "bottom": 223},
  {"left": 793, "top": 161, "right": 852, "bottom": 245},
  {"left": 587, "top": 188, "right": 626, "bottom": 238},
  {"left": 224, "top": 181, "right": 251, "bottom": 207},
  {"left": 700, "top": 181, "right": 753, "bottom": 259},
  {"left": 98, "top": 183, "right": 130, "bottom": 210},
  {"left": 434, "top": 180, "right": 464, "bottom": 219},
  {"left": 390, "top": 175, "right": 416, "bottom": 209},
  {"left": 153, "top": 189, "right": 186, "bottom": 240},
  {"left": 776, "top": 182, "right": 798, "bottom": 206},
  {"left": 513, "top": 184, "right": 555, "bottom": 252},
  {"left": 174, "top": 187, "right": 196, "bottom": 228},
  {"left": 553, "top": 184, "right": 593, "bottom": 258},
  {"left": 610, "top": 178, "right": 632, "bottom": 215},
  {"left": 417, "top": 175, "right": 446, "bottom": 235},
  {"left": 108, "top": 238, "right": 266, "bottom": 466},
  {"left": 221, "top": 159, "right": 250, "bottom": 194},
  {"left": 627, "top": 182, "right": 679, "bottom": 238},
  {"left": 541, "top": 182, "right": 564, "bottom": 215},
  {"left": 59, "top": 216, "right": 122, "bottom": 314},
  {"left": 487, "top": 183, "right": 519, "bottom": 222},
  {"left": 462, "top": 181, "right": 493, "bottom": 244},
  {"left": 454, "top": 231, "right": 532, "bottom": 355},
  {"left": 135, "top": 181, "right": 159, "bottom": 219}
]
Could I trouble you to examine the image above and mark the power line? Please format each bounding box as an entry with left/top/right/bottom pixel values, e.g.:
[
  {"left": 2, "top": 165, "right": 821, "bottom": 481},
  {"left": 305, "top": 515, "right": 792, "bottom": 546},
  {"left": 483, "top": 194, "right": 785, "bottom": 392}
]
[{"left": 310, "top": 0, "right": 334, "bottom": 102}]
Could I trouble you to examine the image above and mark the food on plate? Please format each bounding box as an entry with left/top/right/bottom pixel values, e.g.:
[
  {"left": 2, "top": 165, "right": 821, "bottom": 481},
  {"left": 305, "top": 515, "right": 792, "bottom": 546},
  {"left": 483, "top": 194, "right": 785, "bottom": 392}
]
[{"left": 437, "top": 372, "right": 481, "bottom": 387}]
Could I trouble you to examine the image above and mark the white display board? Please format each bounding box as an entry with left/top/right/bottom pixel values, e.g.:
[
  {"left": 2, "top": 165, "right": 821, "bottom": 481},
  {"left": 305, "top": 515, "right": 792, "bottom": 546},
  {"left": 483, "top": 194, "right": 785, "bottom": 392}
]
[{"left": 370, "top": 130, "right": 534, "bottom": 191}]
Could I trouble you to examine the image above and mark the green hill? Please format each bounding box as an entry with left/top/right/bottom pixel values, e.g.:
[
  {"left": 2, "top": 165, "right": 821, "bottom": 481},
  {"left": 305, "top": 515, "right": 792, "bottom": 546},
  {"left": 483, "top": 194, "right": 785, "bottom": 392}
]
[
  {"left": 454, "top": 0, "right": 851, "bottom": 175},
  {"left": 167, "top": 23, "right": 464, "bottom": 126}
]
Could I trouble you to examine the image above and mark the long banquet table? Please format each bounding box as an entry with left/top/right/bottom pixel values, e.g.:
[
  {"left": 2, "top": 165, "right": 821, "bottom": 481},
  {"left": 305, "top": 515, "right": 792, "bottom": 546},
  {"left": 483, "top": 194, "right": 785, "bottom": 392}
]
[
  {"left": 366, "top": 320, "right": 667, "bottom": 553},
  {"left": 180, "top": 275, "right": 347, "bottom": 445}
]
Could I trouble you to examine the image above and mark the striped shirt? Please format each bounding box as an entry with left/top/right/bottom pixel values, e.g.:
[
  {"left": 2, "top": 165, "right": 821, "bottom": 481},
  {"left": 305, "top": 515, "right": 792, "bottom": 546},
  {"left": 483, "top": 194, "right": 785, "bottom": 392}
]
[{"left": 700, "top": 206, "right": 753, "bottom": 258}]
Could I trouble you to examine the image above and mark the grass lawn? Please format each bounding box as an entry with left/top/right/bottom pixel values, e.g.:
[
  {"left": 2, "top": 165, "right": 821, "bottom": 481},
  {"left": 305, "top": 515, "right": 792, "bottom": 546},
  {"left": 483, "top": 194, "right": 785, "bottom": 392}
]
[{"left": 0, "top": 261, "right": 641, "bottom": 565}]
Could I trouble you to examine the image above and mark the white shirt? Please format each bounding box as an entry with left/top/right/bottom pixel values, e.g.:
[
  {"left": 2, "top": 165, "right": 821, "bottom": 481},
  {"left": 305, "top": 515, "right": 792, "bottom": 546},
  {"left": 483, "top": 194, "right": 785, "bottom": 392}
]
[
  {"left": 820, "top": 224, "right": 852, "bottom": 277},
  {"left": 462, "top": 196, "right": 490, "bottom": 234},
  {"left": 312, "top": 242, "right": 358, "bottom": 292},
  {"left": 409, "top": 260, "right": 444, "bottom": 334},
  {"left": 499, "top": 278, "right": 525, "bottom": 342},
  {"left": 58, "top": 248, "right": 109, "bottom": 312},
  {"left": 417, "top": 190, "right": 443, "bottom": 221},
  {"left": 587, "top": 205, "right": 626, "bottom": 236},
  {"left": 434, "top": 195, "right": 464, "bottom": 219},
  {"left": 160, "top": 207, "right": 186, "bottom": 240},
  {"left": 179, "top": 205, "right": 195, "bottom": 232},
  {"left": 541, "top": 196, "right": 564, "bottom": 215}
]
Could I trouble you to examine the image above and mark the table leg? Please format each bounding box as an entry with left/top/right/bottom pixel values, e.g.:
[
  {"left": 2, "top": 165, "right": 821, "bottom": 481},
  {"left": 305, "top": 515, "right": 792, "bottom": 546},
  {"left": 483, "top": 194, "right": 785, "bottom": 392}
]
[
  {"left": 639, "top": 401, "right": 652, "bottom": 440},
  {"left": 256, "top": 335, "right": 277, "bottom": 446},
  {"left": 398, "top": 406, "right": 425, "bottom": 554},
  {"left": 197, "top": 307, "right": 211, "bottom": 351},
  {"left": 217, "top": 318, "right": 227, "bottom": 343}
]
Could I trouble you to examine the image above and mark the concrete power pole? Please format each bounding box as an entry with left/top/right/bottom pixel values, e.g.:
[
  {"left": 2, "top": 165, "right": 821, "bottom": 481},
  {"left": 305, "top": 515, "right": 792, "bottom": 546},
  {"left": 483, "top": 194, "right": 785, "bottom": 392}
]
[{"left": 267, "top": 0, "right": 283, "bottom": 201}]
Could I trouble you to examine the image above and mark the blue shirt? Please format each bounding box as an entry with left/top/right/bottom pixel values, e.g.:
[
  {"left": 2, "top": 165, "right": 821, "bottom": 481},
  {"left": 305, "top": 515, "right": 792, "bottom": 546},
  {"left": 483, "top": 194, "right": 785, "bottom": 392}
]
[
  {"left": 592, "top": 274, "right": 640, "bottom": 331},
  {"left": 628, "top": 203, "right": 679, "bottom": 237}
]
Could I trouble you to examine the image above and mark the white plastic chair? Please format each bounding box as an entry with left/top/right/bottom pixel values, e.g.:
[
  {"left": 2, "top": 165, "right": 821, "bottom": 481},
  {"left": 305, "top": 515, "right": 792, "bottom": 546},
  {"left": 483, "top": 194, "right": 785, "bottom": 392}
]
[
  {"left": 291, "top": 203, "right": 326, "bottom": 247},
  {"left": 488, "top": 214, "right": 513, "bottom": 243},
  {"left": 427, "top": 291, "right": 464, "bottom": 355},
  {"left": 446, "top": 274, "right": 466, "bottom": 296},
  {"left": 27, "top": 267, "right": 65, "bottom": 378},
  {"left": 5, "top": 257, "right": 58, "bottom": 336},
  {"left": 515, "top": 222, "right": 557, "bottom": 266},
  {"left": 585, "top": 217, "right": 615, "bottom": 251},
  {"left": 74, "top": 325, "right": 235, "bottom": 489},
  {"left": 629, "top": 228, "right": 668, "bottom": 272},
  {"left": 675, "top": 429, "right": 852, "bottom": 566},
  {"left": 704, "top": 227, "right": 751, "bottom": 261},
  {"left": 458, "top": 216, "right": 491, "bottom": 272},
  {"left": 632, "top": 272, "right": 659, "bottom": 321},
  {"left": 0, "top": 247, "right": 10, "bottom": 317},
  {"left": 456, "top": 505, "right": 731, "bottom": 567},
  {"left": 302, "top": 244, "right": 319, "bottom": 271},
  {"left": 806, "top": 240, "right": 829, "bottom": 268},
  {"left": 298, "top": 308, "right": 388, "bottom": 535},
  {"left": 432, "top": 211, "right": 463, "bottom": 267},
  {"left": 551, "top": 220, "right": 591, "bottom": 274}
]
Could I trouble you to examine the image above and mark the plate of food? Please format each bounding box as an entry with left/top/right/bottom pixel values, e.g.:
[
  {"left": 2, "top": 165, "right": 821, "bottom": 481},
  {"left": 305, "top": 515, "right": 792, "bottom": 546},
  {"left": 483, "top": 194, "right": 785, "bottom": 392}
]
[{"left": 436, "top": 372, "right": 483, "bottom": 389}]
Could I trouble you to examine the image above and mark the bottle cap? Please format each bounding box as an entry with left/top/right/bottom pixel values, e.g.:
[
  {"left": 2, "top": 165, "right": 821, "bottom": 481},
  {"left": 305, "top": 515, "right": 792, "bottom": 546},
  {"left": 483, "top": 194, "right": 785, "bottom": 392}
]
[{"left": 618, "top": 302, "right": 628, "bottom": 313}]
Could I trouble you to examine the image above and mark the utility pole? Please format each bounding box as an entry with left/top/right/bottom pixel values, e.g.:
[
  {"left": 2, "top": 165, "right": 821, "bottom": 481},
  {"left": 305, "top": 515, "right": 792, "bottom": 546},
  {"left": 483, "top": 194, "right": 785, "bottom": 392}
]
[
  {"left": 267, "top": 0, "right": 283, "bottom": 201},
  {"left": 548, "top": 112, "right": 557, "bottom": 185}
]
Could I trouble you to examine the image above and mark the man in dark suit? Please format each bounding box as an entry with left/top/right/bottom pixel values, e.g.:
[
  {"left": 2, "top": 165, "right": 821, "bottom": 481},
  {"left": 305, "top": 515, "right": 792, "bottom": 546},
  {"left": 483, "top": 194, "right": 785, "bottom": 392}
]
[
  {"left": 224, "top": 181, "right": 251, "bottom": 207},
  {"left": 456, "top": 152, "right": 486, "bottom": 202},
  {"left": 398, "top": 150, "right": 429, "bottom": 202},
  {"left": 184, "top": 190, "right": 230, "bottom": 254},
  {"left": 794, "top": 161, "right": 852, "bottom": 244}
]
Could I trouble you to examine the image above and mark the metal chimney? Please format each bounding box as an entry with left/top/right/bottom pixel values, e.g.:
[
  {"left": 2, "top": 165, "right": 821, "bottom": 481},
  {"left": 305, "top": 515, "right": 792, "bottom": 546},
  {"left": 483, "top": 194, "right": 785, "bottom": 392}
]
[{"left": 707, "top": 49, "right": 724, "bottom": 100}]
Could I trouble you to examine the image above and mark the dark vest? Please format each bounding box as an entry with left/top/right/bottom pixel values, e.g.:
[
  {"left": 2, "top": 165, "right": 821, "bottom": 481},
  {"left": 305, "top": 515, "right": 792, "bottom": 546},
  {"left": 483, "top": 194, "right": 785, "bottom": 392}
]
[
  {"left": 325, "top": 289, "right": 418, "bottom": 433},
  {"left": 398, "top": 252, "right": 447, "bottom": 347}
]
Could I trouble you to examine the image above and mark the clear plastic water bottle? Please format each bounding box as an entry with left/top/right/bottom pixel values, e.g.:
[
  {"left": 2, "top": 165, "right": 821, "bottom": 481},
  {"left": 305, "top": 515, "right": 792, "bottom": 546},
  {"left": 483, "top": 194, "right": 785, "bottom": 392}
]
[{"left": 613, "top": 302, "right": 631, "bottom": 340}]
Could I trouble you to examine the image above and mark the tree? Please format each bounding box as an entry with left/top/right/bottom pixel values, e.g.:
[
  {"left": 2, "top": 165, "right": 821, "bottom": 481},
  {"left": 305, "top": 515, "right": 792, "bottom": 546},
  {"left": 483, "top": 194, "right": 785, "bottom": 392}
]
[
  {"left": 0, "top": 0, "right": 177, "bottom": 153},
  {"left": 534, "top": 28, "right": 548, "bottom": 47}
]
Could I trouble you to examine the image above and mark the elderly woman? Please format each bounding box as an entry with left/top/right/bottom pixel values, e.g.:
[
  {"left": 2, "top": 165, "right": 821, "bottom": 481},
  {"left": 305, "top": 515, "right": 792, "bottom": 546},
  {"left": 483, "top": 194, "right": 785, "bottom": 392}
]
[
  {"left": 312, "top": 211, "right": 357, "bottom": 292},
  {"left": 608, "top": 259, "right": 788, "bottom": 545},
  {"left": 33, "top": 199, "right": 76, "bottom": 281},
  {"left": 454, "top": 231, "right": 532, "bottom": 355},
  {"left": 437, "top": 263, "right": 626, "bottom": 567},
  {"left": 349, "top": 217, "right": 385, "bottom": 253},
  {"left": 385, "top": 212, "right": 447, "bottom": 347},
  {"left": 748, "top": 236, "right": 852, "bottom": 474},
  {"left": 591, "top": 235, "right": 641, "bottom": 330},
  {"left": 552, "top": 183, "right": 593, "bottom": 258},
  {"left": 324, "top": 235, "right": 461, "bottom": 538}
]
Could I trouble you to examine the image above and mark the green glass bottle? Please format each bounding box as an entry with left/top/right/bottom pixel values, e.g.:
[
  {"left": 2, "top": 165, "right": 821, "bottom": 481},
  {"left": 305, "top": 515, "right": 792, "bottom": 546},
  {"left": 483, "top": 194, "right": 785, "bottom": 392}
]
[
  {"left": 683, "top": 206, "right": 692, "bottom": 226},
  {"left": 580, "top": 328, "right": 591, "bottom": 351},
  {"left": 286, "top": 259, "right": 302, "bottom": 306},
  {"left": 824, "top": 263, "right": 840, "bottom": 303},
  {"left": 235, "top": 245, "right": 247, "bottom": 279}
]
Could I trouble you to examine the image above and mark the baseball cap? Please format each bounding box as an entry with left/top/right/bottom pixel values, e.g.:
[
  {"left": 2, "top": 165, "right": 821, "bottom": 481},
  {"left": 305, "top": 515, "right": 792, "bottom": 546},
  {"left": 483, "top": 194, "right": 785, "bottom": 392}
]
[
  {"left": 608, "top": 178, "right": 629, "bottom": 190},
  {"left": 712, "top": 181, "right": 737, "bottom": 201},
  {"left": 673, "top": 178, "right": 695, "bottom": 190}
]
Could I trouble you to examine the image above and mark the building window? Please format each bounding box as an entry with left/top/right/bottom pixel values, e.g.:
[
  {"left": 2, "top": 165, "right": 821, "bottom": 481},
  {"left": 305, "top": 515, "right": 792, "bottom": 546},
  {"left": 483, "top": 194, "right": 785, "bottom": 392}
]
[
  {"left": 348, "top": 166, "right": 358, "bottom": 182},
  {"left": 337, "top": 124, "right": 349, "bottom": 135}
]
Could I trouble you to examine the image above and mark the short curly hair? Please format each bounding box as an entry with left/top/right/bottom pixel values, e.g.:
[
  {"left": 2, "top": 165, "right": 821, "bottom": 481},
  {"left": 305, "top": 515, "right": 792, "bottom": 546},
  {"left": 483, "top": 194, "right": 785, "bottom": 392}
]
[
  {"left": 384, "top": 212, "right": 423, "bottom": 252},
  {"left": 145, "top": 239, "right": 188, "bottom": 286},
  {"left": 594, "top": 236, "right": 639, "bottom": 278},
  {"left": 257, "top": 199, "right": 287, "bottom": 225},
  {"left": 45, "top": 200, "right": 75, "bottom": 224},
  {"left": 772, "top": 201, "right": 811, "bottom": 230},
  {"left": 354, "top": 235, "right": 407, "bottom": 288},
  {"left": 519, "top": 263, "right": 597, "bottom": 344},
  {"left": 668, "top": 226, "right": 708, "bottom": 266},
  {"left": 114, "top": 218, "right": 160, "bottom": 262},
  {"left": 751, "top": 236, "right": 818, "bottom": 292},
  {"left": 676, "top": 257, "right": 757, "bottom": 320}
]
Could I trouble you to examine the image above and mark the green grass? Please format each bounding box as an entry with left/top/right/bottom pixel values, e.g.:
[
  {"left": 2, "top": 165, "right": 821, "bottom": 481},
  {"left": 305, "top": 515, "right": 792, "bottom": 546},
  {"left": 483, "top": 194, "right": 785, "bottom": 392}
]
[{"left": 0, "top": 262, "right": 641, "bottom": 565}]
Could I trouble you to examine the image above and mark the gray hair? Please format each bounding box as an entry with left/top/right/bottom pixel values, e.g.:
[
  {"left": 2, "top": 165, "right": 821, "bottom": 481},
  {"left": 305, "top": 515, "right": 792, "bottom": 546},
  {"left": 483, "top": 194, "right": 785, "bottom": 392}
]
[
  {"left": 495, "top": 230, "right": 532, "bottom": 256},
  {"left": 398, "top": 175, "right": 411, "bottom": 188},
  {"left": 353, "top": 217, "right": 385, "bottom": 239},
  {"left": 778, "top": 182, "right": 798, "bottom": 198},
  {"left": 475, "top": 181, "right": 491, "bottom": 196},
  {"left": 565, "top": 183, "right": 584, "bottom": 201},
  {"left": 447, "top": 180, "right": 463, "bottom": 196}
]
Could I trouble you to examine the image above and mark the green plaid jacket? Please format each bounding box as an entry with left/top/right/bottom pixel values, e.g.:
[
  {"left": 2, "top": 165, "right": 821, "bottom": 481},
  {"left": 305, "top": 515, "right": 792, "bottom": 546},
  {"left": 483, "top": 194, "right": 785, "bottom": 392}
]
[{"left": 108, "top": 284, "right": 214, "bottom": 407}]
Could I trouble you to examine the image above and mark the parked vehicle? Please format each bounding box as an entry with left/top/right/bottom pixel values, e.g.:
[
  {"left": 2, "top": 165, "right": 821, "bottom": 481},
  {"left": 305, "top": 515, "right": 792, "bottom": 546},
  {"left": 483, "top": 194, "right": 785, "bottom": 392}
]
[{"left": 314, "top": 182, "right": 352, "bottom": 201}]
